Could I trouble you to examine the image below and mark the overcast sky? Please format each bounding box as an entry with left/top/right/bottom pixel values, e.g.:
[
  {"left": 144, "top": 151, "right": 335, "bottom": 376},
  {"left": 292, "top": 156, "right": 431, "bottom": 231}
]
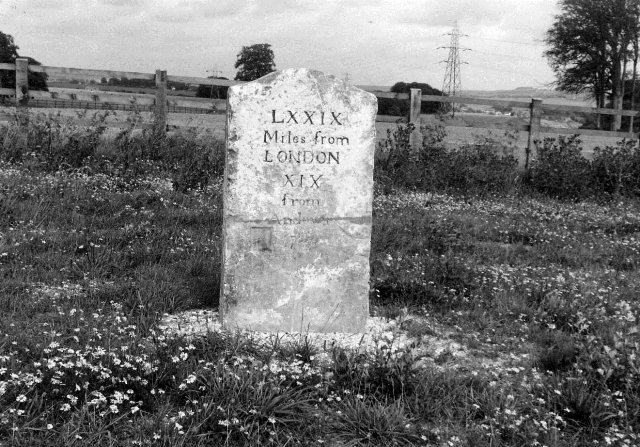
[{"left": 1, "top": 0, "right": 559, "bottom": 91}]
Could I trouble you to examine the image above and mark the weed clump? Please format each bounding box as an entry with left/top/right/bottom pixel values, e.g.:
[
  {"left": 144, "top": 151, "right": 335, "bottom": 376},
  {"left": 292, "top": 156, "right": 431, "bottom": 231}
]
[
  {"left": 375, "top": 122, "right": 520, "bottom": 196},
  {"left": 0, "top": 113, "right": 224, "bottom": 193}
]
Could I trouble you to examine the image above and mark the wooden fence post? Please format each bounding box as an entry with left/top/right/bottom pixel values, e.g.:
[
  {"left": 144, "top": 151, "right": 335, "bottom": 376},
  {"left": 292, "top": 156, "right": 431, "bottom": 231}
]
[
  {"left": 15, "top": 58, "right": 29, "bottom": 125},
  {"left": 15, "top": 58, "right": 29, "bottom": 103},
  {"left": 154, "top": 69, "right": 167, "bottom": 135},
  {"left": 409, "top": 88, "right": 422, "bottom": 149},
  {"left": 526, "top": 98, "right": 542, "bottom": 171}
]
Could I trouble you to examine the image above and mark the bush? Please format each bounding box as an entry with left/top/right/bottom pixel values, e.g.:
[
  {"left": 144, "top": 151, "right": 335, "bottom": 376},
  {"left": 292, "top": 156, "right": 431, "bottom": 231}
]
[
  {"left": 0, "top": 115, "right": 224, "bottom": 192},
  {"left": 375, "top": 122, "right": 423, "bottom": 190},
  {"left": 160, "top": 133, "right": 224, "bottom": 192},
  {"left": 375, "top": 123, "right": 519, "bottom": 195},
  {"left": 0, "top": 112, "right": 107, "bottom": 171},
  {"left": 525, "top": 135, "right": 593, "bottom": 200},
  {"left": 375, "top": 123, "right": 640, "bottom": 201},
  {"left": 435, "top": 133, "right": 519, "bottom": 195},
  {"left": 104, "top": 129, "right": 223, "bottom": 191},
  {"left": 591, "top": 139, "right": 640, "bottom": 197}
]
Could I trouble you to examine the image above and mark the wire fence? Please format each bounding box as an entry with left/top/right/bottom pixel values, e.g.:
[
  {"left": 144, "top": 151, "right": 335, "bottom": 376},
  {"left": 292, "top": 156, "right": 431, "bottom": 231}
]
[{"left": 0, "top": 97, "right": 216, "bottom": 114}]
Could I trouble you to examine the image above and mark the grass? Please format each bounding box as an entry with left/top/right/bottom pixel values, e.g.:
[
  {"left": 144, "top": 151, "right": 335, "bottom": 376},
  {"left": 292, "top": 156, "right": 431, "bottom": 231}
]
[{"left": 0, "top": 118, "right": 639, "bottom": 446}]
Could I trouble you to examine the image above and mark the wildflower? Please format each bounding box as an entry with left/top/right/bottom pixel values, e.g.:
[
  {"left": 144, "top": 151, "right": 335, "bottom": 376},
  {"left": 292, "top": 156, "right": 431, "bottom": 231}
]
[
  {"left": 47, "top": 424, "right": 53, "bottom": 429},
  {"left": 218, "top": 419, "right": 230, "bottom": 427},
  {"left": 268, "top": 417, "right": 276, "bottom": 424},
  {"left": 16, "top": 394, "right": 26, "bottom": 403},
  {"left": 60, "top": 403, "right": 71, "bottom": 412}
]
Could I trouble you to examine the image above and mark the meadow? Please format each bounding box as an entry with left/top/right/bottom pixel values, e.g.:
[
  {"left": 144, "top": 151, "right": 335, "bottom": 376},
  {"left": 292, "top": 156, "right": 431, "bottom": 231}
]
[{"left": 0, "top": 114, "right": 639, "bottom": 446}]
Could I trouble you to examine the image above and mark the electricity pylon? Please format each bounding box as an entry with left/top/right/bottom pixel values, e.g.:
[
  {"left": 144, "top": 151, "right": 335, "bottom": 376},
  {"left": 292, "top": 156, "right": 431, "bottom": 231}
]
[{"left": 439, "top": 22, "right": 469, "bottom": 117}]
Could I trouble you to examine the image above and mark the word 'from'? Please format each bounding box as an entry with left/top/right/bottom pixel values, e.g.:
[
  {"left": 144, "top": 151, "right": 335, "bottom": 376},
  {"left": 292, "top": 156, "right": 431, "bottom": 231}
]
[{"left": 281, "top": 194, "right": 320, "bottom": 207}]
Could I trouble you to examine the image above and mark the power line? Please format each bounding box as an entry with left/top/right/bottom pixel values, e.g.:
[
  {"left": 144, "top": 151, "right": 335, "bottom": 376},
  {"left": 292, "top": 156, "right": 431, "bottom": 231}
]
[
  {"left": 471, "top": 36, "right": 545, "bottom": 47},
  {"left": 471, "top": 49, "right": 541, "bottom": 62}
]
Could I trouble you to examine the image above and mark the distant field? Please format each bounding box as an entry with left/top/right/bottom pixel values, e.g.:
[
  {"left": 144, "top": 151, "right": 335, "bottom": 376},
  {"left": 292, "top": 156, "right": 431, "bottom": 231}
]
[
  {"left": 49, "top": 83, "right": 197, "bottom": 97},
  {"left": 380, "top": 112, "right": 633, "bottom": 165},
  {"left": 1, "top": 106, "right": 634, "bottom": 165}
]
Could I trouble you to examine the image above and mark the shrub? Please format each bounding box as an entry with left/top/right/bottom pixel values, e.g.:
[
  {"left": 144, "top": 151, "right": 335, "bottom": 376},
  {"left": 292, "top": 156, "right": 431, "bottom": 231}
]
[
  {"left": 525, "top": 135, "right": 593, "bottom": 200},
  {"left": 158, "top": 133, "right": 224, "bottom": 193},
  {"left": 0, "top": 114, "right": 224, "bottom": 192},
  {"left": 0, "top": 112, "right": 107, "bottom": 171},
  {"left": 435, "top": 132, "right": 519, "bottom": 195},
  {"left": 375, "top": 122, "right": 424, "bottom": 190},
  {"left": 591, "top": 139, "right": 640, "bottom": 197},
  {"left": 375, "top": 123, "right": 519, "bottom": 195}
]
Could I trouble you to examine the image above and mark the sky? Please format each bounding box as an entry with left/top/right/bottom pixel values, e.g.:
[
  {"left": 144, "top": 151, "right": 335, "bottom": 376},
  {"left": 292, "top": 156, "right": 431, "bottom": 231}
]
[{"left": 1, "top": 0, "right": 560, "bottom": 91}]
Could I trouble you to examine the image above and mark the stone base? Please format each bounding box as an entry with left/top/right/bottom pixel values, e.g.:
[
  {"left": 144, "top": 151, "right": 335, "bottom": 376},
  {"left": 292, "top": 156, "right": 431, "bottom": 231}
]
[{"left": 221, "top": 218, "right": 370, "bottom": 333}]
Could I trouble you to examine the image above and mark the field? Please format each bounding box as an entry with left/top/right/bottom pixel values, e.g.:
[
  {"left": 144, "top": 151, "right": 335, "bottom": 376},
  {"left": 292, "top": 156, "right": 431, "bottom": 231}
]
[
  {"left": 0, "top": 119, "right": 639, "bottom": 446},
  {"left": 2, "top": 104, "right": 633, "bottom": 169}
]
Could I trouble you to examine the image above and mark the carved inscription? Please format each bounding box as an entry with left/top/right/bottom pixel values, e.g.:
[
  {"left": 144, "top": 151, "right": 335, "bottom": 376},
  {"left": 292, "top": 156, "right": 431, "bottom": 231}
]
[
  {"left": 273, "top": 212, "right": 330, "bottom": 225},
  {"left": 283, "top": 174, "right": 323, "bottom": 188},
  {"left": 271, "top": 110, "right": 343, "bottom": 125},
  {"left": 262, "top": 109, "right": 351, "bottom": 211}
]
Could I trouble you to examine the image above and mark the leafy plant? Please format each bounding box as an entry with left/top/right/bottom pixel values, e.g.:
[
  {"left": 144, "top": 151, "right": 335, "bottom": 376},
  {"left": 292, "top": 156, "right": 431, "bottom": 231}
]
[
  {"left": 526, "top": 135, "right": 593, "bottom": 200},
  {"left": 591, "top": 139, "right": 640, "bottom": 197}
]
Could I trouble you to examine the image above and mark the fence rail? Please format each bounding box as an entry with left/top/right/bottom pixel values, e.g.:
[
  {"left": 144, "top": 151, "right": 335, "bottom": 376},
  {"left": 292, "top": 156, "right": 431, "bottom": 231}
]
[
  {"left": 2, "top": 98, "right": 219, "bottom": 115},
  {"left": 2, "top": 59, "right": 639, "bottom": 155}
]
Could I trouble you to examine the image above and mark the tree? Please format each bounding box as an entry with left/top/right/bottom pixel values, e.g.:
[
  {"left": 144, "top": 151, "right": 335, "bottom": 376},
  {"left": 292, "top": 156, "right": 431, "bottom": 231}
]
[
  {"left": 196, "top": 76, "right": 229, "bottom": 99},
  {"left": 377, "top": 82, "right": 445, "bottom": 116},
  {"left": 234, "top": 43, "right": 275, "bottom": 81},
  {"left": 545, "top": 0, "right": 640, "bottom": 130},
  {"left": 0, "top": 31, "right": 48, "bottom": 92}
]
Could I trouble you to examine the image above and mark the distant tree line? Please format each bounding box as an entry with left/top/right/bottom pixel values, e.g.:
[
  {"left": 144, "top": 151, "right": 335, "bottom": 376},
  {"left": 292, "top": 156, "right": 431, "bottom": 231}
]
[
  {"left": 100, "top": 77, "right": 190, "bottom": 91},
  {"left": 196, "top": 77, "right": 229, "bottom": 99},
  {"left": 377, "top": 82, "right": 446, "bottom": 116}
]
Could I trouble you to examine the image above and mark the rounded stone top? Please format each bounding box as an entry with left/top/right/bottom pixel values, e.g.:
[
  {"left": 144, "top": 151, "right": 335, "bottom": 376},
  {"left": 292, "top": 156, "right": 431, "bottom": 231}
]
[{"left": 229, "top": 68, "right": 377, "bottom": 106}]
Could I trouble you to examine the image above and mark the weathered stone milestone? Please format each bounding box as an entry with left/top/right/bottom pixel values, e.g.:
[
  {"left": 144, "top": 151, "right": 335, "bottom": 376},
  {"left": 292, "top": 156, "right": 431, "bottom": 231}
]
[{"left": 220, "top": 68, "right": 377, "bottom": 333}]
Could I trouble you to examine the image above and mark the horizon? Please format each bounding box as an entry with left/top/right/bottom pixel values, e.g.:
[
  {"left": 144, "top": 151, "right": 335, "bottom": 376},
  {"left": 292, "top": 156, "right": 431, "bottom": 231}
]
[{"left": 2, "top": 0, "right": 559, "bottom": 91}]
